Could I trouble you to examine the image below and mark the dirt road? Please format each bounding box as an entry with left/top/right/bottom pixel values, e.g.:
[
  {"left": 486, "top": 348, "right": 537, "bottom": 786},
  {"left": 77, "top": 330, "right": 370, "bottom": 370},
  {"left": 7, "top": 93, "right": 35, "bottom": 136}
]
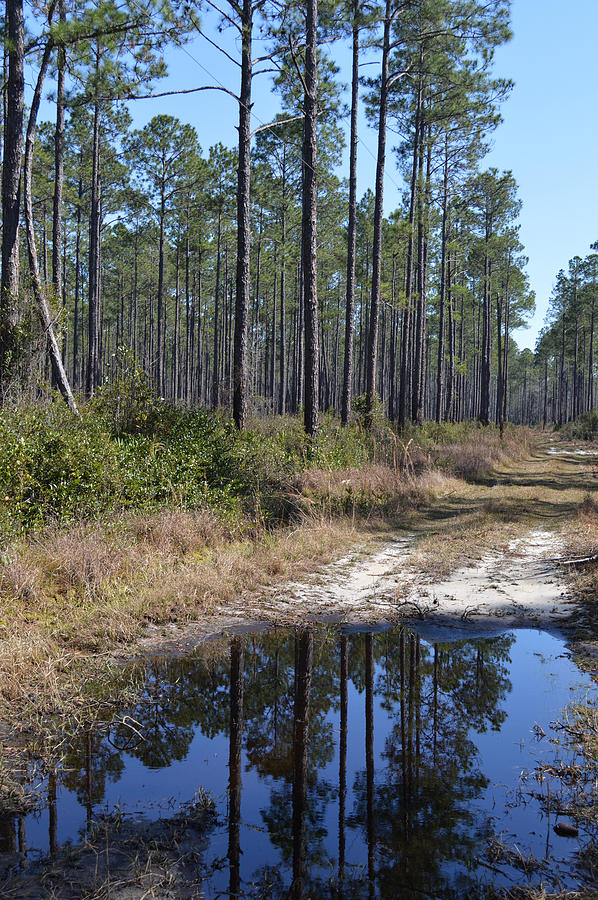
[{"left": 135, "top": 439, "right": 598, "bottom": 652}]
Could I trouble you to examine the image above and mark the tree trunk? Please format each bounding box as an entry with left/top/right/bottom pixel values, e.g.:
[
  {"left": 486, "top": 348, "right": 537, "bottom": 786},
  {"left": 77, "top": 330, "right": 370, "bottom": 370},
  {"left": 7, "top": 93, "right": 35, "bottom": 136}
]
[
  {"left": 0, "top": 0, "right": 25, "bottom": 390},
  {"left": 411, "top": 117, "right": 425, "bottom": 423},
  {"left": 73, "top": 179, "right": 82, "bottom": 387},
  {"left": 435, "top": 142, "right": 448, "bottom": 423},
  {"left": 480, "top": 229, "right": 492, "bottom": 426},
  {"left": 232, "top": 0, "right": 253, "bottom": 429},
  {"left": 573, "top": 313, "right": 579, "bottom": 419},
  {"left": 173, "top": 245, "right": 180, "bottom": 399},
  {"left": 341, "top": 0, "right": 360, "bottom": 426},
  {"left": 23, "top": 24, "right": 78, "bottom": 414},
  {"left": 270, "top": 278, "right": 276, "bottom": 405},
  {"left": 212, "top": 204, "right": 222, "bottom": 408},
  {"left": 86, "top": 48, "right": 101, "bottom": 397},
  {"left": 496, "top": 292, "right": 504, "bottom": 434},
  {"left": 388, "top": 257, "right": 397, "bottom": 419},
  {"left": 184, "top": 208, "right": 191, "bottom": 402},
  {"left": 365, "top": 0, "right": 391, "bottom": 430},
  {"left": 502, "top": 291, "right": 509, "bottom": 422},
  {"left": 588, "top": 297, "right": 595, "bottom": 412},
  {"left": 302, "top": 0, "right": 319, "bottom": 438},
  {"left": 156, "top": 179, "right": 166, "bottom": 395},
  {"left": 543, "top": 358, "right": 548, "bottom": 429},
  {"left": 52, "top": 0, "right": 66, "bottom": 316},
  {"left": 278, "top": 211, "right": 287, "bottom": 415},
  {"left": 445, "top": 251, "right": 455, "bottom": 421},
  {"left": 398, "top": 64, "right": 423, "bottom": 427},
  {"left": 558, "top": 307, "right": 566, "bottom": 425}
]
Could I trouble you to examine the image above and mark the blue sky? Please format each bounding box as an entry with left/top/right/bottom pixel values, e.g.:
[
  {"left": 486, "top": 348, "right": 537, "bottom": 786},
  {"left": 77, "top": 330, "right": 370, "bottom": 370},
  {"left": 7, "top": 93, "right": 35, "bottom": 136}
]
[
  {"left": 42, "top": 0, "right": 598, "bottom": 352},
  {"left": 485, "top": 0, "right": 598, "bottom": 348}
]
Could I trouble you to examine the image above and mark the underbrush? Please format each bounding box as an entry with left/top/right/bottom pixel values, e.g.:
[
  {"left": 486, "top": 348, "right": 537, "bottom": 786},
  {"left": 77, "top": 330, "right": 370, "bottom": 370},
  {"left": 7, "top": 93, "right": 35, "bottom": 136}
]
[
  {"left": 0, "top": 397, "right": 533, "bottom": 542},
  {"left": 0, "top": 401, "right": 388, "bottom": 540},
  {"left": 397, "top": 419, "right": 533, "bottom": 480},
  {"left": 561, "top": 411, "right": 598, "bottom": 442}
]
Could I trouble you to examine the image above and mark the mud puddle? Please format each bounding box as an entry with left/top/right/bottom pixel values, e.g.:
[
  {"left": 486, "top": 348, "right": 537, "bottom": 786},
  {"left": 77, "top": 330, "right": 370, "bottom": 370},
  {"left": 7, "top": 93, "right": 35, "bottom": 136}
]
[{"left": 1, "top": 624, "right": 596, "bottom": 898}]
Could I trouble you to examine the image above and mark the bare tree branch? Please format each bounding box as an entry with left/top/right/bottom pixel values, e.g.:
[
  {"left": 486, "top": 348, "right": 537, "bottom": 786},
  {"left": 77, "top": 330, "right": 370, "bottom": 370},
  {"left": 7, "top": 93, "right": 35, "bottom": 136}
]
[
  {"left": 288, "top": 36, "right": 308, "bottom": 95},
  {"left": 68, "top": 84, "right": 240, "bottom": 107},
  {"left": 250, "top": 114, "right": 303, "bottom": 138},
  {"left": 188, "top": 10, "right": 243, "bottom": 67}
]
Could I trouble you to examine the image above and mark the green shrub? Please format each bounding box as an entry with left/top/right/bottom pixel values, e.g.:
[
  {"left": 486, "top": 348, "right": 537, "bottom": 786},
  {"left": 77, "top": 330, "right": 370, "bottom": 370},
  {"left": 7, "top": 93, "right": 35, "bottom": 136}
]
[
  {"left": 0, "top": 396, "right": 384, "bottom": 540},
  {"left": 92, "top": 349, "right": 163, "bottom": 437}
]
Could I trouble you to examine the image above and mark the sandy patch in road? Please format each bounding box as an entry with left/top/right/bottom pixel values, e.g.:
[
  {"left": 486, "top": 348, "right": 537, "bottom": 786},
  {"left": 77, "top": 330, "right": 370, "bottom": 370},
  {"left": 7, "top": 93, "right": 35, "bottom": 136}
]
[
  {"left": 206, "top": 527, "right": 576, "bottom": 631},
  {"left": 135, "top": 439, "right": 595, "bottom": 653},
  {"left": 410, "top": 529, "right": 575, "bottom": 626},
  {"left": 235, "top": 536, "right": 417, "bottom": 622}
]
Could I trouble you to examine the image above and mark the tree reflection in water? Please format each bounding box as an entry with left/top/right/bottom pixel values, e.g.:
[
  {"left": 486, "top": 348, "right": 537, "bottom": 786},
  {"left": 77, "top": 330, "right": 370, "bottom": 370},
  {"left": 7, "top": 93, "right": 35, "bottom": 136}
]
[
  {"left": 349, "top": 631, "right": 513, "bottom": 899},
  {"left": 229, "top": 636, "right": 244, "bottom": 898},
  {"left": 4, "top": 626, "right": 533, "bottom": 897}
]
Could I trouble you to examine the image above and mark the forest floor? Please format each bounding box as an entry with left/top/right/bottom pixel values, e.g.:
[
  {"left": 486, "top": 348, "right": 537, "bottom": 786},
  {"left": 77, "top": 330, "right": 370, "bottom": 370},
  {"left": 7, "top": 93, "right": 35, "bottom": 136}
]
[{"left": 1, "top": 434, "right": 598, "bottom": 899}]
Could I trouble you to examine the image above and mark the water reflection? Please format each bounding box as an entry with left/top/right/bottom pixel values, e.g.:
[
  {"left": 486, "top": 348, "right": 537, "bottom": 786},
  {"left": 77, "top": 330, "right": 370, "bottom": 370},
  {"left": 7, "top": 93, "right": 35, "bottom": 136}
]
[
  {"left": 229, "top": 636, "right": 244, "bottom": 898},
  {"left": 1, "top": 625, "right": 594, "bottom": 897}
]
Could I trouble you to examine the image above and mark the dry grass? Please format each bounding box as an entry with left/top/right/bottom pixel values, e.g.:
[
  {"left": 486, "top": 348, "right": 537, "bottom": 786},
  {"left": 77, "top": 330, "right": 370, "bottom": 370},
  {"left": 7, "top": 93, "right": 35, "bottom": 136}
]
[
  {"left": 568, "top": 493, "right": 598, "bottom": 558},
  {"left": 561, "top": 490, "right": 598, "bottom": 646},
  {"left": 433, "top": 426, "right": 534, "bottom": 480},
  {"left": 292, "top": 462, "right": 460, "bottom": 514},
  {"left": 129, "top": 508, "right": 228, "bottom": 553},
  {"left": 442, "top": 439, "right": 515, "bottom": 480},
  {"left": 0, "top": 554, "right": 40, "bottom": 602},
  {"left": 2, "top": 509, "right": 228, "bottom": 604},
  {"left": 0, "top": 514, "right": 356, "bottom": 711},
  {"left": 386, "top": 424, "right": 534, "bottom": 482}
]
